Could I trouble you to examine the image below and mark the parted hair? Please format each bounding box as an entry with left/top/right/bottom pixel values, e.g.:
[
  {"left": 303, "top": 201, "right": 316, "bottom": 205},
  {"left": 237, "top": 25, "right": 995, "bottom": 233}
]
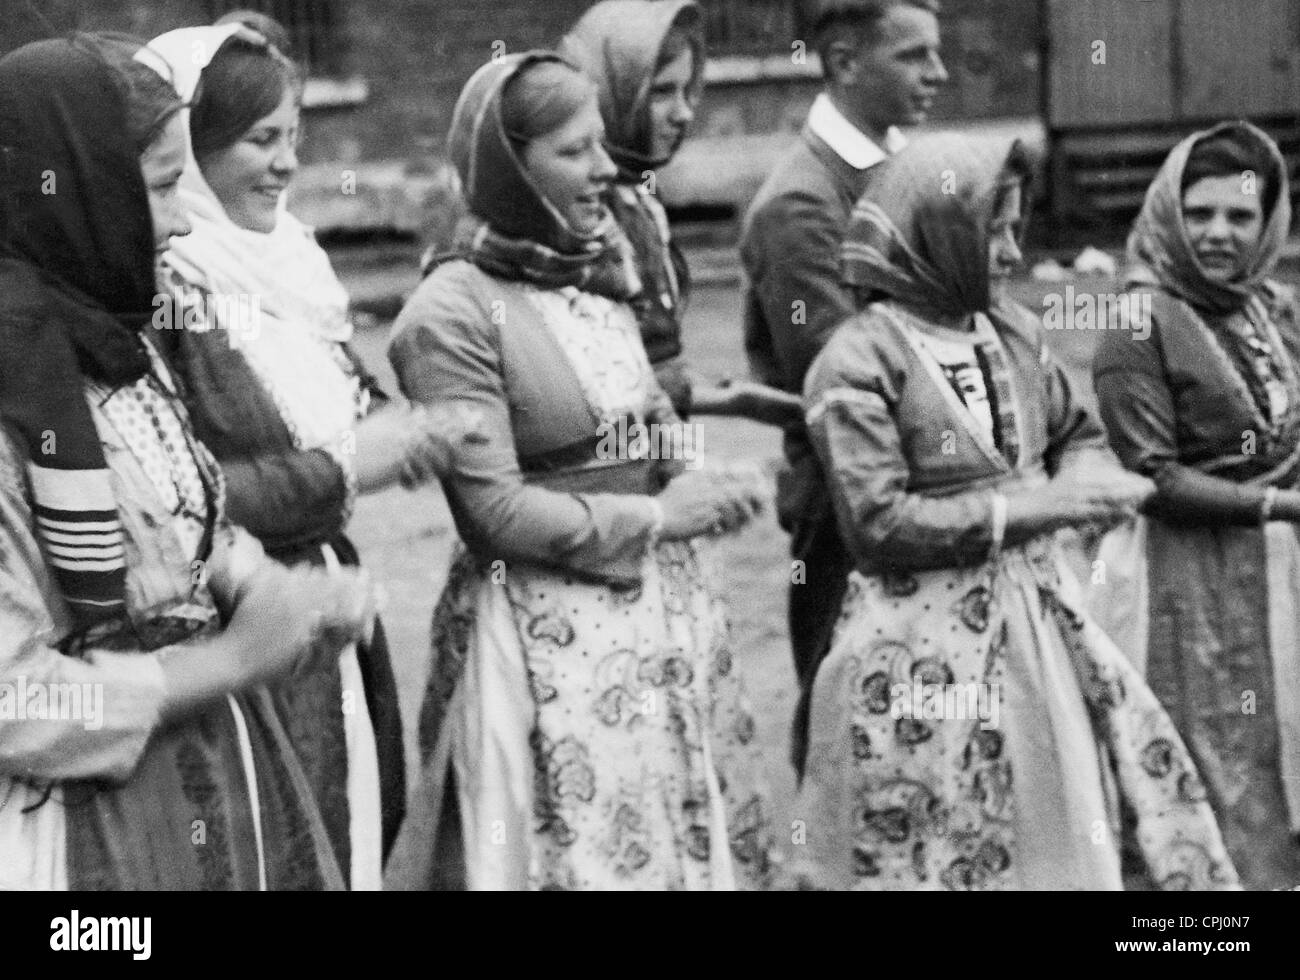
[
  {"left": 500, "top": 59, "right": 597, "bottom": 151},
  {"left": 808, "top": 0, "right": 941, "bottom": 79},
  {"left": 1182, "top": 129, "right": 1280, "bottom": 219},
  {"left": 190, "top": 11, "right": 302, "bottom": 162}
]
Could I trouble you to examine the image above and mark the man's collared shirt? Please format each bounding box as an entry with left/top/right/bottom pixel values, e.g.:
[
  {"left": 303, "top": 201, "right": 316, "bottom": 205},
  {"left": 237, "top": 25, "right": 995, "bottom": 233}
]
[{"left": 806, "top": 92, "right": 907, "bottom": 170}]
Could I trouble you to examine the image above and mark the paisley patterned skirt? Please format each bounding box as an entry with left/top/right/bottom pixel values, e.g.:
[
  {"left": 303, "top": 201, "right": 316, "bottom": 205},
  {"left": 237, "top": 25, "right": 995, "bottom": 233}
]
[
  {"left": 793, "top": 536, "right": 1239, "bottom": 891},
  {"left": 408, "top": 540, "right": 773, "bottom": 891}
]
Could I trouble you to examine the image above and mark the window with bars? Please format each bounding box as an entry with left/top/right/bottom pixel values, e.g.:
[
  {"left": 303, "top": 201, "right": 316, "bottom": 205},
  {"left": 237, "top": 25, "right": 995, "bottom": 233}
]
[
  {"left": 698, "top": 0, "right": 808, "bottom": 58},
  {"left": 205, "top": 0, "right": 343, "bottom": 76}
]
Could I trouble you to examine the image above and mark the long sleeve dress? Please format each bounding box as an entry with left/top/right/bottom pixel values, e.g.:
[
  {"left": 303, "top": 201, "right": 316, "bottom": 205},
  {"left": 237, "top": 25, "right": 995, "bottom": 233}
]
[
  {"left": 387, "top": 258, "right": 772, "bottom": 890},
  {"left": 1091, "top": 283, "right": 1300, "bottom": 889},
  {"left": 151, "top": 267, "right": 403, "bottom": 890},
  {"left": 0, "top": 337, "right": 341, "bottom": 890},
  {"left": 794, "top": 299, "right": 1238, "bottom": 890}
]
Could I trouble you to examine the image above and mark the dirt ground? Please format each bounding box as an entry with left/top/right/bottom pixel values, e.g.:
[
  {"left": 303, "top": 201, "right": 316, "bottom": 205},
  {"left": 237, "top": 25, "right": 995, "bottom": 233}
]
[{"left": 346, "top": 269, "right": 1120, "bottom": 856}]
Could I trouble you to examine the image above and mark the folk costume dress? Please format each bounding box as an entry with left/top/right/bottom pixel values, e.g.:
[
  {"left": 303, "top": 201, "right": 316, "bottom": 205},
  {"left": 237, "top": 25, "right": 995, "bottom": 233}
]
[
  {"left": 794, "top": 135, "right": 1238, "bottom": 891},
  {"left": 386, "top": 53, "right": 771, "bottom": 891},
  {"left": 0, "top": 38, "right": 341, "bottom": 890},
  {"left": 142, "top": 25, "right": 403, "bottom": 889},
  {"left": 1090, "top": 122, "right": 1300, "bottom": 890}
]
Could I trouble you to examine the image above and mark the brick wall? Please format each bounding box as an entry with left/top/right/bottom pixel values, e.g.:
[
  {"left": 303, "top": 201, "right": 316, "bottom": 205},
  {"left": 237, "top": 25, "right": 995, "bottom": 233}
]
[
  {"left": 18, "top": 0, "right": 592, "bottom": 166},
  {"left": 10, "top": 0, "right": 1044, "bottom": 167}
]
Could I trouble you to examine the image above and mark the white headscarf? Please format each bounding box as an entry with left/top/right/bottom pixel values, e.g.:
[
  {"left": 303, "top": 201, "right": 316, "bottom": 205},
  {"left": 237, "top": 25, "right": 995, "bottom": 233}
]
[{"left": 141, "top": 25, "right": 359, "bottom": 453}]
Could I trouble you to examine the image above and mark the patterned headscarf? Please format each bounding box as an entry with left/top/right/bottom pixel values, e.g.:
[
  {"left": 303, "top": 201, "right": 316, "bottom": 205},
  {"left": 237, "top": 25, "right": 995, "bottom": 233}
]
[
  {"left": 1126, "top": 120, "right": 1291, "bottom": 316},
  {"left": 841, "top": 134, "right": 1036, "bottom": 319},
  {"left": 440, "top": 51, "right": 639, "bottom": 299}
]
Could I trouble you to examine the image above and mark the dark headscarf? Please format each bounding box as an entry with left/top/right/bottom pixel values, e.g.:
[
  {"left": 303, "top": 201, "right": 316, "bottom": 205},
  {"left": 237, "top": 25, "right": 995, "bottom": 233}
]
[
  {"left": 1126, "top": 120, "right": 1291, "bottom": 316},
  {"left": 841, "top": 134, "right": 1036, "bottom": 319},
  {"left": 0, "top": 37, "right": 159, "bottom": 630},
  {"left": 560, "top": 0, "right": 705, "bottom": 179},
  {"left": 444, "top": 50, "right": 637, "bottom": 297}
]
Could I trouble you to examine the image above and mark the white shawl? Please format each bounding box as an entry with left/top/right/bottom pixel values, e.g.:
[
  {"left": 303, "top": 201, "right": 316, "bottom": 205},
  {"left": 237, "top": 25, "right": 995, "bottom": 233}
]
[{"left": 141, "top": 25, "right": 359, "bottom": 453}]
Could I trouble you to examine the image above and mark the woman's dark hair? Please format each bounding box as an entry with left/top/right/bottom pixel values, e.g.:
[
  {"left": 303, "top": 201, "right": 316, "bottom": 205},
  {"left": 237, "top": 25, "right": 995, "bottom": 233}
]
[
  {"left": 500, "top": 60, "right": 596, "bottom": 153},
  {"left": 654, "top": 20, "right": 705, "bottom": 104},
  {"left": 76, "top": 33, "right": 183, "bottom": 154},
  {"left": 213, "top": 9, "right": 294, "bottom": 53},
  {"left": 1182, "top": 130, "right": 1279, "bottom": 218},
  {"left": 190, "top": 13, "right": 302, "bottom": 161}
]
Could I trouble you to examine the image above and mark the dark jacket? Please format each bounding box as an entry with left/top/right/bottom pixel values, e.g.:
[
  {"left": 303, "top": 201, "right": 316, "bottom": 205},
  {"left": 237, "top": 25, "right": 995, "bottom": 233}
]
[{"left": 739, "top": 125, "right": 884, "bottom": 530}]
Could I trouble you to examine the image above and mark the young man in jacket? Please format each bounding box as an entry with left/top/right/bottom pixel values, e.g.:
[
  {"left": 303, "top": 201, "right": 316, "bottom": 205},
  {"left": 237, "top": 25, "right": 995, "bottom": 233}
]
[{"left": 740, "top": 0, "right": 947, "bottom": 777}]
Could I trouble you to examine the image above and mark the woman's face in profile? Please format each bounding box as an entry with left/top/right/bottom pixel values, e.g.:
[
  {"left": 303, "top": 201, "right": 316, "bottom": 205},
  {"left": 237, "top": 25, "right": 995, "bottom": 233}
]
[
  {"left": 522, "top": 97, "right": 618, "bottom": 236},
  {"left": 987, "top": 181, "right": 1024, "bottom": 281},
  {"left": 1181, "top": 174, "right": 1265, "bottom": 282},
  {"left": 141, "top": 113, "right": 192, "bottom": 258},
  {"left": 648, "top": 45, "right": 697, "bottom": 163},
  {"left": 199, "top": 85, "right": 300, "bottom": 234}
]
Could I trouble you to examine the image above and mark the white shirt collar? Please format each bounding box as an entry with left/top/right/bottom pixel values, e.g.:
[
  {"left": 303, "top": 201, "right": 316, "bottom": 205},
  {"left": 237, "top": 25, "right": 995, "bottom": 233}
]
[{"left": 807, "top": 93, "right": 907, "bottom": 170}]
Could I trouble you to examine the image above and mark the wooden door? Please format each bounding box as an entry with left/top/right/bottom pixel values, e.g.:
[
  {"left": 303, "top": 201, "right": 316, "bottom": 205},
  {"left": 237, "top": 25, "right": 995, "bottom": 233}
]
[
  {"left": 1046, "top": 0, "right": 1175, "bottom": 127},
  {"left": 1177, "top": 0, "right": 1300, "bottom": 120}
]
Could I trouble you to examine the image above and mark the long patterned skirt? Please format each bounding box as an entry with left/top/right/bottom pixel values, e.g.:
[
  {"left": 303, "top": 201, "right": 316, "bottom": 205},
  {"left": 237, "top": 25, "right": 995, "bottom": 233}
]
[
  {"left": 1091, "top": 517, "right": 1300, "bottom": 889},
  {"left": 793, "top": 536, "right": 1239, "bottom": 891},
  {"left": 395, "top": 540, "right": 773, "bottom": 891}
]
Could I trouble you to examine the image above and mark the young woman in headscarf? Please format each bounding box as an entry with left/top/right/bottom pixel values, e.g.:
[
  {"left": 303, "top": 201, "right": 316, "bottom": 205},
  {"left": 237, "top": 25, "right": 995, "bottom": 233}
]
[
  {"left": 0, "top": 34, "right": 372, "bottom": 890},
  {"left": 559, "top": 0, "right": 799, "bottom": 425},
  {"left": 141, "top": 17, "right": 467, "bottom": 888},
  {"left": 793, "top": 134, "right": 1238, "bottom": 890},
  {"left": 387, "top": 52, "right": 774, "bottom": 890},
  {"left": 1090, "top": 121, "right": 1300, "bottom": 889}
]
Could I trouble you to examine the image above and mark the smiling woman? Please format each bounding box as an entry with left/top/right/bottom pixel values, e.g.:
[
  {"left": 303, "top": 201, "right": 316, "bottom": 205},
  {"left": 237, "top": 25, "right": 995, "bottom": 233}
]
[
  {"left": 500, "top": 60, "right": 616, "bottom": 236},
  {"left": 1179, "top": 131, "right": 1276, "bottom": 284},
  {"left": 1092, "top": 121, "right": 1300, "bottom": 889},
  {"left": 386, "top": 51, "right": 775, "bottom": 891},
  {"left": 139, "top": 19, "right": 473, "bottom": 891}
]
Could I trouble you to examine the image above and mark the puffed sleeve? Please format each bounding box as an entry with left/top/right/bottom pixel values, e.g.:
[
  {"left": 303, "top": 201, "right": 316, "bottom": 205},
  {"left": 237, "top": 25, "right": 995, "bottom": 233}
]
[
  {"left": 0, "top": 436, "right": 167, "bottom": 783},
  {"left": 1094, "top": 309, "right": 1265, "bottom": 525},
  {"left": 804, "top": 317, "right": 998, "bottom": 573},
  {"left": 388, "top": 267, "right": 662, "bottom": 583}
]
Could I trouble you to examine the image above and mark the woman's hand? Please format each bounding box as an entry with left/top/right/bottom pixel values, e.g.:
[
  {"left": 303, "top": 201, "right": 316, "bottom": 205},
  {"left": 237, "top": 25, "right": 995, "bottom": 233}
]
[
  {"left": 398, "top": 403, "right": 486, "bottom": 489},
  {"left": 657, "top": 468, "right": 766, "bottom": 540},
  {"left": 220, "top": 561, "right": 376, "bottom": 688},
  {"left": 203, "top": 526, "right": 268, "bottom": 615},
  {"left": 1006, "top": 471, "right": 1154, "bottom": 537},
  {"left": 352, "top": 402, "right": 484, "bottom": 494},
  {"left": 157, "top": 561, "right": 377, "bottom": 724}
]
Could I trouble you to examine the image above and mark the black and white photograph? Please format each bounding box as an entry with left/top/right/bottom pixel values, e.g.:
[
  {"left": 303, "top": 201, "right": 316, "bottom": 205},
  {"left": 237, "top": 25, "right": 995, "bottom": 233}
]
[{"left": 0, "top": 0, "right": 1295, "bottom": 925}]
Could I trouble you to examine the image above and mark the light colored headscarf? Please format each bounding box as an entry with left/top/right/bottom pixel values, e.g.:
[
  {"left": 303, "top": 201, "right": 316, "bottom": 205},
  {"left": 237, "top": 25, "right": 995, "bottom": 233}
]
[
  {"left": 1126, "top": 120, "right": 1291, "bottom": 316},
  {"left": 142, "top": 25, "right": 358, "bottom": 453},
  {"left": 840, "top": 134, "right": 1036, "bottom": 319},
  {"left": 560, "top": 0, "right": 705, "bottom": 178}
]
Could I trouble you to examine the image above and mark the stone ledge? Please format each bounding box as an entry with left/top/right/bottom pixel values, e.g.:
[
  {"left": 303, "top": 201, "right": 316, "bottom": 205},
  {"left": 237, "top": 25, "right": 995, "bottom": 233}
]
[{"left": 292, "top": 117, "right": 1048, "bottom": 237}]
